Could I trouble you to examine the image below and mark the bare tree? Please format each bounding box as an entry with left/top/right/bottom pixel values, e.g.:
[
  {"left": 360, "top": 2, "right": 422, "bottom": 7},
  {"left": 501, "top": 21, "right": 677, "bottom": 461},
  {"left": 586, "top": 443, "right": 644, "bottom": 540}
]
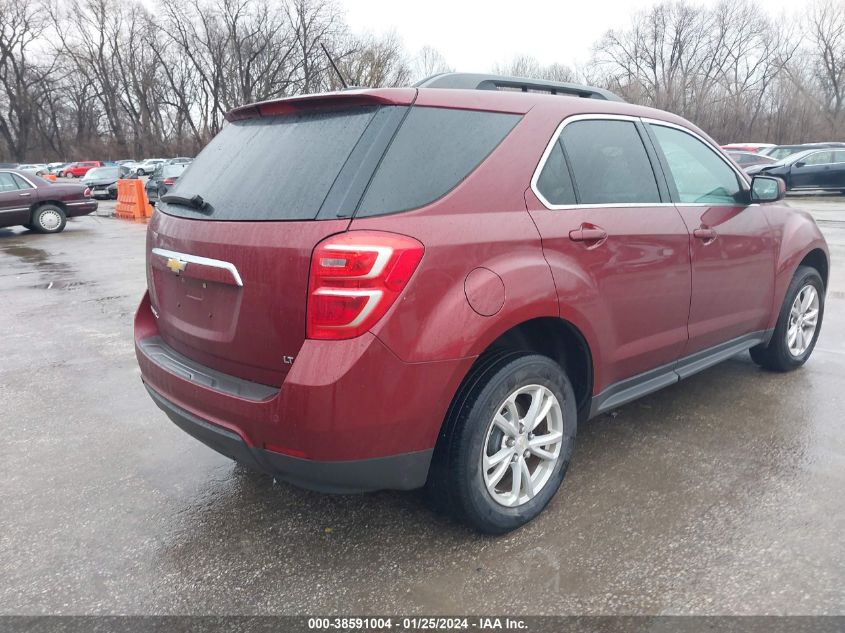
[
  {"left": 412, "top": 45, "right": 452, "bottom": 82},
  {"left": 0, "top": 0, "right": 52, "bottom": 160},
  {"left": 494, "top": 55, "right": 574, "bottom": 82}
]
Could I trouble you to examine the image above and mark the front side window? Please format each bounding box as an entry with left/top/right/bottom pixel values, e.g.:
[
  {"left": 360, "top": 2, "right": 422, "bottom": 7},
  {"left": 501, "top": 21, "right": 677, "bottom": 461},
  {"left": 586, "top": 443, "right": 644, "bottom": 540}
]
[
  {"left": 559, "top": 119, "right": 661, "bottom": 204},
  {"left": 802, "top": 151, "right": 833, "bottom": 166},
  {"left": 650, "top": 124, "right": 743, "bottom": 205}
]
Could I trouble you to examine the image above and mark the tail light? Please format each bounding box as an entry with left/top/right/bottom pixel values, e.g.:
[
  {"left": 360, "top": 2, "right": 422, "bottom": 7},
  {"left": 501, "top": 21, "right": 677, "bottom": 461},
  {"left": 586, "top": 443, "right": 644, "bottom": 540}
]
[
  {"left": 83, "top": 187, "right": 92, "bottom": 198},
  {"left": 162, "top": 178, "right": 175, "bottom": 185},
  {"left": 307, "top": 231, "right": 424, "bottom": 340}
]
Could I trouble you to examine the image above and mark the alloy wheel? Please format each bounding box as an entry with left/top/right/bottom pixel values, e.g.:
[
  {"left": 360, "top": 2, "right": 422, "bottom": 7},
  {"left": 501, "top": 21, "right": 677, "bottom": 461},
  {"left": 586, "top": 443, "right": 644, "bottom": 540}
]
[
  {"left": 787, "top": 284, "right": 820, "bottom": 356},
  {"left": 481, "top": 384, "right": 564, "bottom": 507}
]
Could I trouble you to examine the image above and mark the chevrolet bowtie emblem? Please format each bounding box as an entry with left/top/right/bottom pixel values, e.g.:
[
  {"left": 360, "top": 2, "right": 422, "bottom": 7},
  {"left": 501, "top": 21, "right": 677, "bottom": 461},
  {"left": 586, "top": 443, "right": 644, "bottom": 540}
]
[{"left": 166, "top": 257, "right": 187, "bottom": 275}]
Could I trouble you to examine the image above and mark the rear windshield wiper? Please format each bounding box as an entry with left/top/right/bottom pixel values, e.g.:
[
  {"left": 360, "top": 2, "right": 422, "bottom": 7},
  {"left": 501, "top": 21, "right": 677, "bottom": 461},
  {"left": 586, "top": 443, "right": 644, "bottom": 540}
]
[{"left": 160, "top": 193, "right": 209, "bottom": 212}]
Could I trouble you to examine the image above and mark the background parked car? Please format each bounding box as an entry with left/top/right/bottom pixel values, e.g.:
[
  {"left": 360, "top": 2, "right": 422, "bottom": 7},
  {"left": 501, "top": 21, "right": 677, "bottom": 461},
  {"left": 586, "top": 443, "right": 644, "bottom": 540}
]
[
  {"left": 166, "top": 157, "right": 193, "bottom": 165},
  {"left": 746, "top": 147, "right": 845, "bottom": 191},
  {"left": 759, "top": 142, "right": 845, "bottom": 161},
  {"left": 47, "top": 162, "right": 68, "bottom": 175},
  {"left": 16, "top": 163, "right": 49, "bottom": 176},
  {"left": 145, "top": 164, "right": 187, "bottom": 200},
  {"left": 134, "top": 158, "right": 166, "bottom": 176},
  {"left": 720, "top": 142, "right": 775, "bottom": 153},
  {"left": 0, "top": 169, "right": 97, "bottom": 233},
  {"left": 82, "top": 166, "right": 121, "bottom": 199},
  {"left": 727, "top": 151, "right": 777, "bottom": 169},
  {"left": 62, "top": 161, "right": 103, "bottom": 178}
]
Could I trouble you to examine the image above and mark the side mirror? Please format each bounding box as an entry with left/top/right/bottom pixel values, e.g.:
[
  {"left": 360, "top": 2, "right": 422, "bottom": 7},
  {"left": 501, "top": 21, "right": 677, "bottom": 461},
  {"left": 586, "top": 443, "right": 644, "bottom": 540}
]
[
  {"left": 750, "top": 175, "right": 785, "bottom": 203},
  {"left": 795, "top": 161, "right": 805, "bottom": 168}
]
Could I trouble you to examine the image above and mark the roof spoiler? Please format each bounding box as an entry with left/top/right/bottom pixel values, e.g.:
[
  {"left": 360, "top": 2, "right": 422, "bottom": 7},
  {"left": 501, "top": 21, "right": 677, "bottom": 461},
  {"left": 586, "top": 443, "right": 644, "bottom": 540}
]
[
  {"left": 414, "top": 72, "right": 624, "bottom": 102},
  {"left": 226, "top": 88, "right": 417, "bottom": 122}
]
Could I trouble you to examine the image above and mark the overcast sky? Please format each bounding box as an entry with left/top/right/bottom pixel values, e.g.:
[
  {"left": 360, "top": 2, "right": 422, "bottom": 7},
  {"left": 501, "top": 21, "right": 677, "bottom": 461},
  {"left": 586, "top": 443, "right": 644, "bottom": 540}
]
[{"left": 341, "top": 0, "right": 797, "bottom": 72}]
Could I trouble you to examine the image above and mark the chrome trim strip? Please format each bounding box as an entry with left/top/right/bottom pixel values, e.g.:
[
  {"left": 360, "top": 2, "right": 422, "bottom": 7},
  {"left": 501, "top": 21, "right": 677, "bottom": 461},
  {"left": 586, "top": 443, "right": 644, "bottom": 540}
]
[
  {"left": 0, "top": 206, "right": 30, "bottom": 213},
  {"left": 151, "top": 247, "right": 244, "bottom": 287},
  {"left": 529, "top": 113, "right": 752, "bottom": 211},
  {"left": 65, "top": 201, "right": 96, "bottom": 206}
]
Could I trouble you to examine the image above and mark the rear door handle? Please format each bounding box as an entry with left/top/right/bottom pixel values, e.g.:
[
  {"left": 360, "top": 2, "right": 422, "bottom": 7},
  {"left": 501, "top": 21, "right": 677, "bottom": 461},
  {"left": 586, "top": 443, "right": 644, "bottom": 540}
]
[
  {"left": 569, "top": 226, "right": 608, "bottom": 243},
  {"left": 19, "top": 192, "right": 32, "bottom": 197},
  {"left": 693, "top": 227, "right": 717, "bottom": 242}
]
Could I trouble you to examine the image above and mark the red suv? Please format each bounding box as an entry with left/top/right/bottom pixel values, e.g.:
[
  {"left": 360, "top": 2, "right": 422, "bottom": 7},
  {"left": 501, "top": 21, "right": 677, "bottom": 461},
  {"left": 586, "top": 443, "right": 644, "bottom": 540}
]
[
  {"left": 62, "top": 161, "right": 103, "bottom": 178},
  {"left": 135, "top": 74, "right": 829, "bottom": 533}
]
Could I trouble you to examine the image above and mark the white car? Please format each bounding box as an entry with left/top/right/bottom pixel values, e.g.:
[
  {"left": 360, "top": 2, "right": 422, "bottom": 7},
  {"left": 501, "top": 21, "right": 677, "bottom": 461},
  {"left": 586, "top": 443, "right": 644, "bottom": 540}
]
[
  {"left": 134, "top": 159, "right": 166, "bottom": 176},
  {"left": 16, "top": 163, "right": 49, "bottom": 176}
]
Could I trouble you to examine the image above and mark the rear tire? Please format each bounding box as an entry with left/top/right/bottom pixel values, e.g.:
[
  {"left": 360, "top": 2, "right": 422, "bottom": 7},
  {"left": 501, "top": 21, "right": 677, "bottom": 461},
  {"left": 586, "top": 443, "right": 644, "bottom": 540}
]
[
  {"left": 31, "top": 205, "right": 67, "bottom": 234},
  {"left": 427, "top": 353, "right": 577, "bottom": 534},
  {"left": 750, "top": 266, "right": 824, "bottom": 371}
]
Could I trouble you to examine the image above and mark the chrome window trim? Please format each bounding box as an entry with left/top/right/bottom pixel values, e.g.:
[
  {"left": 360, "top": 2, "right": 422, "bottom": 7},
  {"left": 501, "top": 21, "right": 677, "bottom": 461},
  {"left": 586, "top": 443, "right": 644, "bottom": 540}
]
[
  {"left": 151, "top": 247, "right": 244, "bottom": 287},
  {"left": 529, "top": 114, "right": 755, "bottom": 211},
  {"left": 530, "top": 114, "right": 664, "bottom": 210}
]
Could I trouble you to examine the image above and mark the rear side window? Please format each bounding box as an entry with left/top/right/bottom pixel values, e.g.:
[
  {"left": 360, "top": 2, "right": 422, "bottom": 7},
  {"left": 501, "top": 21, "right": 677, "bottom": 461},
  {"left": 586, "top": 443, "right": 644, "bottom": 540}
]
[
  {"left": 535, "top": 140, "right": 576, "bottom": 205},
  {"left": 356, "top": 108, "right": 521, "bottom": 217},
  {"left": 560, "top": 120, "right": 660, "bottom": 204},
  {"left": 0, "top": 173, "right": 17, "bottom": 192},
  {"left": 166, "top": 107, "right": 380, "bottom": 220}
]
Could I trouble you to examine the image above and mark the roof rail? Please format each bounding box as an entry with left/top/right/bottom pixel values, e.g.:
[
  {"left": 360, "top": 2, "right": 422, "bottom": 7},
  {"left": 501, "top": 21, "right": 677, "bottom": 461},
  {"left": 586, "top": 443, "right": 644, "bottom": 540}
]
[{"left": 414, "top": 72, "right": 624, "bottom": 102}]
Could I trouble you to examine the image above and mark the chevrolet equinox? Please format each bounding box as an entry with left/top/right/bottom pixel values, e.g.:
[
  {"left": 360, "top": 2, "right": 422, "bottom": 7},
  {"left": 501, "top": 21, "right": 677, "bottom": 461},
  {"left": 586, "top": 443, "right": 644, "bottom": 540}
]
[{"left": 135, "top": 73, "right": 829, "bottom": 533}]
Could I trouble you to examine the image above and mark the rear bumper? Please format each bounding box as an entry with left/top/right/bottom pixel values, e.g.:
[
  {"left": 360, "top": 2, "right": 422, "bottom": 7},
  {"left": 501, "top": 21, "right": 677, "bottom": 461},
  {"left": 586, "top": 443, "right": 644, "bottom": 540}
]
[
  {"left": 135, "top": 292, "right": 473, "bottom": 492},
  {"left": 145, "top": 384, "right": 432, "bottom": 493},
  {"left": 66, "top": 200, "right": 98, "bottom": 217}
]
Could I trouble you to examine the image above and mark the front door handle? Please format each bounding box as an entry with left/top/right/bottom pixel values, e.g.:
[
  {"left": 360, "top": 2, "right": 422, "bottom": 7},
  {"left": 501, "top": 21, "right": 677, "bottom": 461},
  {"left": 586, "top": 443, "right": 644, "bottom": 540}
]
[
  {"left": 693, "top": 227, "right": 717, "bottom": 242},
  {"left": 569, "top": 226, "right": 608, "bottom": 243},
  {"left": 19, "top": 192, "right": 32, "bottom": 197}
]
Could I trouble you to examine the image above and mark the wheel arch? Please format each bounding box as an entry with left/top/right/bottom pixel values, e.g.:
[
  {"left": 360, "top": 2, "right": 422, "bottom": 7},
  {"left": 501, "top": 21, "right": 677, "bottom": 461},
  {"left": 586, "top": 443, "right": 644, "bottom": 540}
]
[
  {"left": 30, "top": 199, "right": 69, "bottom": 218},
  {"left": 799, "top": 248, "right": 829, "bottom": 289},
  {"left": 459, "top": 316, "right": 594, "bottom": 422}
]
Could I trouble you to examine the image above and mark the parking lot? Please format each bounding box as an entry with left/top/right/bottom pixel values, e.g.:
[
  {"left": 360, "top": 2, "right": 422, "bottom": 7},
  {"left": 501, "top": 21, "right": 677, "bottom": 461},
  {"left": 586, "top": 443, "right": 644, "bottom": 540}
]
[{"left": 1, "top": 196, "right": 843, "bottom": 615}]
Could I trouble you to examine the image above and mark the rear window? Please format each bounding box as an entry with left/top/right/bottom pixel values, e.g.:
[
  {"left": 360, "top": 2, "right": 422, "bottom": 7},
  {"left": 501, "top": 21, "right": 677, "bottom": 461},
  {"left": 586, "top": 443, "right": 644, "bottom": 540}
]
[
  {"left": 164, "top": 107, "right": 380, "bottom": 221},
  {"left": 162, "top": 105, "right": 520, "bottom": 221}
]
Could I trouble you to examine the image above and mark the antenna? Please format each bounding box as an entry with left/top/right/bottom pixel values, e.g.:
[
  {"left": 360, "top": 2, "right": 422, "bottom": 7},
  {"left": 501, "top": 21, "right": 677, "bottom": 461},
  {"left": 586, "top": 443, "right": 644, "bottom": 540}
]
[{"left": 320, "top": 42, "right": 348, "bottom": 90}]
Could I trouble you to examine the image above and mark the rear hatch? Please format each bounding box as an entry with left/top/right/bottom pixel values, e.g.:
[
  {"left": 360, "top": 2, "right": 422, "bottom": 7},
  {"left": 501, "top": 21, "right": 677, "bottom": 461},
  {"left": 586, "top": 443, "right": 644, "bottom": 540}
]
[{"left": 146, "top": 90, "right": 416, "bottom": 387}]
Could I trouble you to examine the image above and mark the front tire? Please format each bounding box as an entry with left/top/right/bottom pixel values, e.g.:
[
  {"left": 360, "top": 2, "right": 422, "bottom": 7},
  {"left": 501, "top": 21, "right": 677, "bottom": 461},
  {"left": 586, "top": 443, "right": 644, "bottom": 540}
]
[
  {"left": 427, "top": 353, "right": 577, "bottom": 534},
  {"left": 750, "top": 266, "right": 824, "bottom": 371},
  {"left": 31, "top": 205, "right": 67, "bottom": 234}
]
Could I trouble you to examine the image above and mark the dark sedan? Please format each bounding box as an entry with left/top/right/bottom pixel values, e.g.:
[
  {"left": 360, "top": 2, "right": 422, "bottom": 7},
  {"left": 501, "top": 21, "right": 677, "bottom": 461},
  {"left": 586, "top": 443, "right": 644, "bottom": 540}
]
[
  {"left": 0, "top": 169, "right": 97, "bottom": 233},
  {"left": 82, "top": 166, "right": 120, "bottom": 199},
  {"left": 145, "top": 163, "right": 187, "bottom": 200},
  {"left": 746, "top": 148, "right": 845, "bottom": 192},
  {"left": 727, "top": 150, "right": 777, "bottom": 169}
]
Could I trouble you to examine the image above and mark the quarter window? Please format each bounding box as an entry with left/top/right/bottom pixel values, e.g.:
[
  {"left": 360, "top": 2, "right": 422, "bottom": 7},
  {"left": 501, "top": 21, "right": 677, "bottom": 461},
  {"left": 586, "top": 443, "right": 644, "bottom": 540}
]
[
  {"left": 559, "top": 119, "right": 661, "bottom": 204},
  {"left": 650, "top": 125, "right": 743, "bottom": 205},
  {"left": 535, "top": 140, "right": 576, "bottom": 205},
  {"left": 833, "top": 150, "right": 845, "bottom": 163}
]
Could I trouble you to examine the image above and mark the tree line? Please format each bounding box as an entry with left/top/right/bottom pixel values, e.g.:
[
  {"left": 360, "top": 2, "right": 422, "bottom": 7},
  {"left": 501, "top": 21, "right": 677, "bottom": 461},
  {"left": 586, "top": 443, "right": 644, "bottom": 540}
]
[{"left": 1, "top": 0, "right": 844, "bottom": 162}]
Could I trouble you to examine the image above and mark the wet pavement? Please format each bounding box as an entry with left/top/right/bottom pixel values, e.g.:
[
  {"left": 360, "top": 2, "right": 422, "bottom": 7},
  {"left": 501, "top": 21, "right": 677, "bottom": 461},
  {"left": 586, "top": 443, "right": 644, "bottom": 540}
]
[{"left": 0, "top": 197, "right": 843, "bottom": 615}]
